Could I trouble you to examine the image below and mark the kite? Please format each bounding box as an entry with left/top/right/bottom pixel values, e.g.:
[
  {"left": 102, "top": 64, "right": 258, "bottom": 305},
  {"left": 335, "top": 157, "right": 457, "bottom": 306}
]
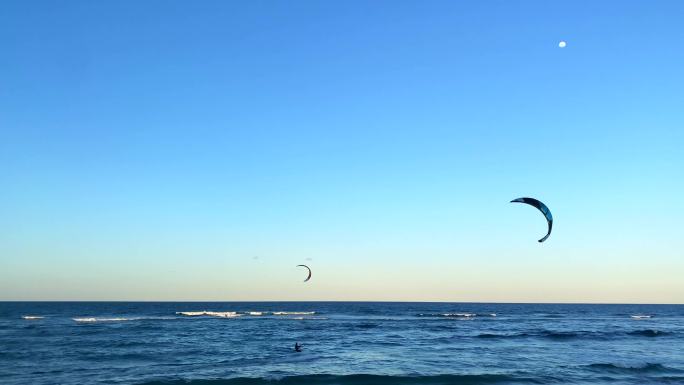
[
  {"left": 510, "top": 197, "right": 553, "bottom": 243},
  {"left": 297, "top": 264, "right": 312, "bottom": 282}
]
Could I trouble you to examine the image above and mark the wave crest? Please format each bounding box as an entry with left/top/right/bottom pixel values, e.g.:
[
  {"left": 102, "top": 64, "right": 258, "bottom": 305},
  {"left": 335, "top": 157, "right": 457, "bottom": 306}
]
[
  {"left": 586, "top": 363, "right": 682, "bottom": 374},
  {"left": 22, "top": 315, "right": 44, "bottom": 320},
  {"left": 73, "top": 317, "right": 131, "bottom": 323},
  {"left": 272, "top": 311, "right": 316, "bottom": 315},
  {"left": 627, "top": 329, "right": 670, "bottom": 337},
  {"left": 176, "top": 312, "right": 241, "bottom": 318}
]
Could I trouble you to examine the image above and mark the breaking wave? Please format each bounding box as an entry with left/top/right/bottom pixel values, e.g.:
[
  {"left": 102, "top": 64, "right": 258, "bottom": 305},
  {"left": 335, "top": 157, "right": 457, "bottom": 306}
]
[
  {"left": 272, "top": 311, "right": 316, "bottom": 315},
  {"left": 74, "top": 317, "right": 132, "bottom": 322},
  {"left": 417, "top": 313, "right": 497, "bottom": 319},
  {"left": 290, "top": 316, "right": 328, "bottom": 320},
  {"left": 22, "top": 315, "right": 44, "bottom": 320},
  {"left": 175, "top": 311, "right": 316, "bottom": 318},
  {"left": 73, "top": 316, "right": 175, "bottom": 323},
  {"left": 176, "top": 312, "right": 242, "bottom": 318}
]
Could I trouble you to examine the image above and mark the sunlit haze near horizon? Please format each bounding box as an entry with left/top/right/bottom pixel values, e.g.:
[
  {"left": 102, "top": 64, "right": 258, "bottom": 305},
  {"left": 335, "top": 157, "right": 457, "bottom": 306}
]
[{"left": 1, "top": 1, "right": 683, "bottom": 303}]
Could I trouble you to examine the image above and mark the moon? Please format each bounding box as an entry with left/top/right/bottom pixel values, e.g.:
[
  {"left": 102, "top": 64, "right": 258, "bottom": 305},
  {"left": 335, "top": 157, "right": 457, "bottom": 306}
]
[
  {"left": 297, "top": 264, "right": 312, "bottom": 282},
  {"left": 558, "top": 41, "right": 567, "bottom": 48}
]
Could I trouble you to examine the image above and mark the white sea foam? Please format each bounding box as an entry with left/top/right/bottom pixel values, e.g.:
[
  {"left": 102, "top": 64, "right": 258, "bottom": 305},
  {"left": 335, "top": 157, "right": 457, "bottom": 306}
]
[
  {"left": 73, "top": 316, "right": 174, "bottom": 323},
  {"left": 176, "top": 311, "right": 241, "bottom": 318},
  {"left": 73, "top": 317, "right": 131, "bottom": 323},
  {"left": 443, "top": 313, "right": 476, "bottom": 318},
  {"left": 246, "top": 312, "right": 263, "bottom": 316},
  {"left": 22, "top": 315, "right": 44, "bottom": 320},
  {"left": 176, "top": 311, "right": 206, "bottom": 316},
  {"left": 630, "top": 315, "right": 652, "bottom": 319},
  {"left": 207, "top": 312, "right": 241, "bottom": 318},
  {"left": 272, "top": 311, "right": 316, "bottom": 315},
  {"left": 291, "top": 316, "right": 329, "bottom": 320}
]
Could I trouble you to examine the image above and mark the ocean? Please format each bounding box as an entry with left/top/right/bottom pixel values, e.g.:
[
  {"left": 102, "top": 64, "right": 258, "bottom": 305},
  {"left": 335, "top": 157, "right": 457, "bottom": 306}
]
[{"left": 1, "top": 302, "right": 682, "bottom": 385}]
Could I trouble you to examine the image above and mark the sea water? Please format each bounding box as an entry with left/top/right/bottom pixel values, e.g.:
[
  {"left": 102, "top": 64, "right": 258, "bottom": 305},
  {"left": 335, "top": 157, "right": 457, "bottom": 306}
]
[{"left": 1, "top": 302, "right": 683, "bottom": 384}]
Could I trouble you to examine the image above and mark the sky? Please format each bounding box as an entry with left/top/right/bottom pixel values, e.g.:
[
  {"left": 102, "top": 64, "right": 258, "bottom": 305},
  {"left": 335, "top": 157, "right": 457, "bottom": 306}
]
[{"left": 1, "top": 1, "right": 683, "bottom": 303}]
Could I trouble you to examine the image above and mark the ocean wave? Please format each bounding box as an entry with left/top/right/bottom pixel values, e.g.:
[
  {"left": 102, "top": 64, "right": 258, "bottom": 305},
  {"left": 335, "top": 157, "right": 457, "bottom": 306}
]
[
  {"left": 538, "top": 314, "right": 564, "bottom": 318},
  {"left": 476, "top": 329, "right": 676, "bottom": 340},
  {"left": 630, "top": 314, "right": 653, "bottom": 319},
  {"left": 417, "top": 313, "right": 497, "bottom": 319},
  {"left": 356, "top": 322, "right": 380, "bottom": 329},
  {"left": 585, "top": 363, "right": 683, "bottom": 374},
  {"left": 175, "top": 311, "right": 317, "bottom": 318},
  {"left": 73, "top": 317, "right": 131, "bottom": 323},
  {"left": 417, "top": 313, "right": 474, "bottom": 318},
  {"left": 73, "top": 316, "right": 175, "bottom": 323},
  {"left": 475, "top": 331, "right": 578, "bottom": 340},
  {"left": 627, "top": 329, "right": 671, "bottom": 337},
  {"left": 176, "top": 312, "right": 242, "bottom": 318},
  {"left": 135, "top": 373, "right": 545, "bottom": 385},
  {"left": 476, "top": 333, "right": 523, "bottom": 339},
  {"left": 22, "top": 315, "right": 44, "bottom": 320},
  {"left": 272, "top": 311, "right": 316, "bottom": 315},
  {"left": 291, "top": 316, "right": 329, "bottom": 320}
]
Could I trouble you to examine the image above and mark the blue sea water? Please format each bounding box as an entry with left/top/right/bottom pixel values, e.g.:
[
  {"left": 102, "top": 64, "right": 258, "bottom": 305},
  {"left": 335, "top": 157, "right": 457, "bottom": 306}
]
[{"left": 1, "top": 302, "right": 683, "bottom": 385}]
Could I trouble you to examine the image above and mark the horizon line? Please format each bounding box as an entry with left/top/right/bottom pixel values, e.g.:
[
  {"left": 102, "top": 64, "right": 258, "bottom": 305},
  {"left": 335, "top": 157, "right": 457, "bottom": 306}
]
[{"left": 1, "top": 300, "right": 682, "bottom": 305}]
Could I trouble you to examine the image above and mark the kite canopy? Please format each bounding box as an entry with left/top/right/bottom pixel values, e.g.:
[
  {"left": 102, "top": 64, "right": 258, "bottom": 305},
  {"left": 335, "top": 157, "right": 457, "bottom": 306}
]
[
  {"left": 510, "top": 197, "right": 553, "bottom": 243},
  {"left": 297, "top": 264, "right": 312, "bottom": 282}
]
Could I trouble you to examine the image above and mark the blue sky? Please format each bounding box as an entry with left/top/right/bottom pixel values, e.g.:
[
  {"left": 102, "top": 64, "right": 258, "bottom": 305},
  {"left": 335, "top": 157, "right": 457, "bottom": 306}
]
[{"left": 1, "top": 1, "right": 682, "bottom": 302}]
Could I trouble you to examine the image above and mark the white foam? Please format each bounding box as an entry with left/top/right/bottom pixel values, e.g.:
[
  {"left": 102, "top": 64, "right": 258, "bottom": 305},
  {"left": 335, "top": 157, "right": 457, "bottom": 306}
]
[
  {"left": 176, "top": 311, "right": 207, "bottom": 316},
  {"left": 246, "top": 312, "right": 263, "bottom": 316},
  {"left": 207, "top": 312, "right": 241, "bottom": 318},
  {"left": 272, "top": 311, "right": 316, "bottom": 315},
  {"left": 443, "top": 313, "right": 476, "bottom": 318},
  {"left": 73, "top": 317, "right": 131, "bottom": 323},
  {"left": 73, "top": 316, "right": 173, "bottom": 323},
  {"left": 176, "top": 311, "right": 241, "bottom": 318},
  {"left": 630, "top": 315, "right": 652, "bottom": 319},
  {"left": 22, "top": 315, "right": 44, "bottom": 320},
  {"left": 291, "top": 316, "right": 328, "bottom": 320}
]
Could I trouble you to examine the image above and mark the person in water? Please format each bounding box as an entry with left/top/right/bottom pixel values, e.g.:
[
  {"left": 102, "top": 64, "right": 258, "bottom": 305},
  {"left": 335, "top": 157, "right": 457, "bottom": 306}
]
[{"left": 294, "top": 342, "right": 302, "bottom": 352}]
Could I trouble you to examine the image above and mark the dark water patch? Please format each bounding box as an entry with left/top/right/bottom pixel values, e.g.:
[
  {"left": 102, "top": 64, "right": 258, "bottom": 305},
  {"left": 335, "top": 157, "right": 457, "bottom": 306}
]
[
  {"left": 539, "top": 314, "right": 564, "bottom": 318},
  {"left": 476, "top": 329, "right": 675, "bottom": 341},
  {"left": 542, "top": 331, "right": 582, "bottom": 341},
  {"left": 356, "top": 323, "right": 380, "bottom": 329},
  {"left": 476, "top": 333, "right": 523, "bottom": 339},
  {"left": 585, "top": 363, "right": 683, "bottom": 374},
  {"left": 475, "top": 331, "right": 582, "bottom": 340},
  {"left": 627, "top": 329, "right": 672, "bottom": 337},
  {"left": 138, "top": 374, "right": 548, "bottom": 385}
]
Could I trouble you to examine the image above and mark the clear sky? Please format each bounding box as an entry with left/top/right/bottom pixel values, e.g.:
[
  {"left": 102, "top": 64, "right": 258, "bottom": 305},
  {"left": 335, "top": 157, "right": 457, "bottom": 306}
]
[{"left": 1, "top": 1, "right": 682, "bottom": 303}]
